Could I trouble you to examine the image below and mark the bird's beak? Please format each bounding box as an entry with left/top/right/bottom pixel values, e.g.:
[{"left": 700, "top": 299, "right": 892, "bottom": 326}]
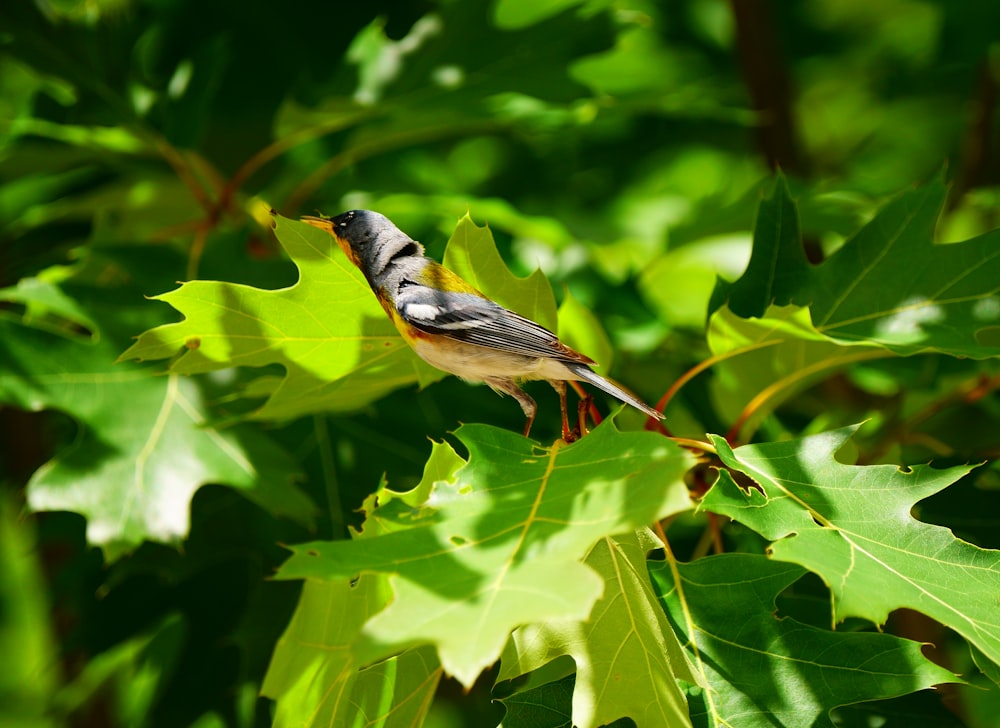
[
  {"left": 300, "top": 215, "right": 360, "bottom": 267},
  {"left": 301, "top": 215, "right": 332, "bottom": 231}
]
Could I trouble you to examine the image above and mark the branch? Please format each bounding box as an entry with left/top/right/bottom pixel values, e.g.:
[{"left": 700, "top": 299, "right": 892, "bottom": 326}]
[
  {"left": 949, "top": 59, "right": 999, "bottom": 210},
  {"left": 728, "top": 0, "right": 808, "bottom": 176}
]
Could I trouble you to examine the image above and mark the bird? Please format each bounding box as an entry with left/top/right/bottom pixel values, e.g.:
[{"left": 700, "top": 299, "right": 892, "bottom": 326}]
[{"left": 301, "top": 209, "right": 664, "bottom": 439}]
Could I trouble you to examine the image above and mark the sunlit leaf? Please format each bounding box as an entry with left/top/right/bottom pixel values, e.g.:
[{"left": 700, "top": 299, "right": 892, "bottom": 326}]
[
  {"left": 262, "top": 576, "right": 443, "bottom": 728},
  {"left": 810, "top": 179, "right": 1000, "bottom": 356},
  {"left": 123, "top": 214, "right": 560, "bottom": 421},
  {"left": 570, "top": 26, "right": 689, "bottom": 96},
  {"left": 702, "top": 426, "right": 1000, "bottom": 670},
  {"left": 639, "top": 234, "right": 752, "bottom": 330},
  {"left": 557, "top": 289, "right": 613, "bottom": 372},
  {"left": 443, "top": 213, "right": 558, "bottom": 331},
  {"left": 350, "top": 646, "right": 442, "bottom": 728},
  {"left": 499, "top": 530, "right": 695, "bottom": 728},
  {"left": 264, "top": 445, "right": 457, "bottom": 727},
  {"left": 273, "top": 421, "right": 695, "bottom": 687},
  {"left": 717, "top": 177, "right": 1000, "bottom": 358},
  {"left": 120, "top": 216, "right": 429, "bottom": 420}
]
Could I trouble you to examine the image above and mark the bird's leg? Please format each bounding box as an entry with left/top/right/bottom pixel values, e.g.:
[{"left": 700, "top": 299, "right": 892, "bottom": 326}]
[
  {"left": 569, "top": 380, "right": 602, "bottom": 428},
  {"left": 485, "top": 377, "right": 537, "bottom": 437},
  {"left": 577, "top": 392, "right": 592, "bottom": 438},
  {"left": 549, "top": 380, "right": 574, "bottom": 442}
]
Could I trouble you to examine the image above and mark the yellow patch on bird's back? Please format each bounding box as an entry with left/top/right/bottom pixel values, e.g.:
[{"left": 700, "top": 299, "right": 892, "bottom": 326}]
[{"left": 416, "top": 264, "right": 483, "bottom": 296}]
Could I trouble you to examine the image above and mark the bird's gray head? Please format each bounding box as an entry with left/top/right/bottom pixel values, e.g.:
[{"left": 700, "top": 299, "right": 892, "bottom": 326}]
[{"left": 325, "top": 210, "right": 424, "bottom": 283}]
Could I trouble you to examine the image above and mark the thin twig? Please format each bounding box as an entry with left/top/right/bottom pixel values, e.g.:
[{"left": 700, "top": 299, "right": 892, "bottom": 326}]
[
  {"left": 864, "top": 372, "right": 1000, "bottom": 463},
  {"left": 725, "top": 349, "right": 890, "bottom": 444},
  {"left": 647, "top": 340, "right": 784, "bottom": 434}
]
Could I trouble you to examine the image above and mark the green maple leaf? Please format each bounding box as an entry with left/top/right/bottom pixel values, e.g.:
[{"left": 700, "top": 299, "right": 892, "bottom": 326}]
[
  {"left": 713, "top": 174, "right": 811, "bottom": 319},
  {"left": 497, "top": 676, "right": 576, "bottom": 727},
  {"left": 716, "top": 176, "right": 1000, "bottom": 358},
  {"left": 498, "top": 529, "right": 696, "bottom": 728},
  {"left": 263, "top": 443, "right": 463, "bottom": 726},
  {"left": 0, "top": 285, "right": 314, "bottom": 557},
  {"left": 120, "top": 215, "right": 432, "bottom": 420},
  {"left": 0, "top": 274, "right": 99, "bottom": 337},
  {"left": 272, "top": 421, "right": 695, "bottom": 687},
  {"left": 122, "top": 214, "right": 559, "bottom": 421},
  {"left": 557, "top": 289, "right": 614, "bottom": 373},
  {"left": 261, "top": 576, "right": 443, "bottom": 728},
  {"left": 348, "top": 646, "right": 442, "bottom": 727},
  {"left": 443, "top": 212, "right": 558, "bottom": 331},
  {"left": 651, "top": 553, "right": 959, "bottom": 727},
  {"left": 701, "top": 426, "right": 1000, "bottom": 671}
]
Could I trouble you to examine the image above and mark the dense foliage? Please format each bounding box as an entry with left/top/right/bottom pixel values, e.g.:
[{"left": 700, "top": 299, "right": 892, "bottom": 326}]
[{"left": 3, "top": 1, "right": 1000, "bottom": 726}]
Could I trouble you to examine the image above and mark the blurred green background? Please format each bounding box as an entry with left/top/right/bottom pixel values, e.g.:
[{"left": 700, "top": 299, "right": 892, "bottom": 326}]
[{"left": 3, "top": 0, "right": 1000, "bottom": 725}]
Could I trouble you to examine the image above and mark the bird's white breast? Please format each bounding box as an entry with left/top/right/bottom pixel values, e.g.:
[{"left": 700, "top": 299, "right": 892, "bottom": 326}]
[{"left": 411, "top": 338, "right": 580, "bottom": 383}]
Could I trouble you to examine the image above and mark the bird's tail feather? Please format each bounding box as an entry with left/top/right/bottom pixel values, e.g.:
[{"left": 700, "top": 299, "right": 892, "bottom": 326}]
[{"left": 564, "top": 362, "right": 664, "bottom": 421}]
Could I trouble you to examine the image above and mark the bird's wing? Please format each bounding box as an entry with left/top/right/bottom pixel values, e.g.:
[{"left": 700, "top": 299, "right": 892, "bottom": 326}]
[{"left": 395, "top": 283, "right": 594, "bottom": 364}]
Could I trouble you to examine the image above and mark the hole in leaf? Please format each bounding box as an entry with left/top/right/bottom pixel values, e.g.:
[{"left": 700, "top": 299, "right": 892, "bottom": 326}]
[
  {"left": 730, "top": 469, "right": 765, "bottom": 496},
  {"left": 774, "top": 571, "right": 835, "bottom": 628}
]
